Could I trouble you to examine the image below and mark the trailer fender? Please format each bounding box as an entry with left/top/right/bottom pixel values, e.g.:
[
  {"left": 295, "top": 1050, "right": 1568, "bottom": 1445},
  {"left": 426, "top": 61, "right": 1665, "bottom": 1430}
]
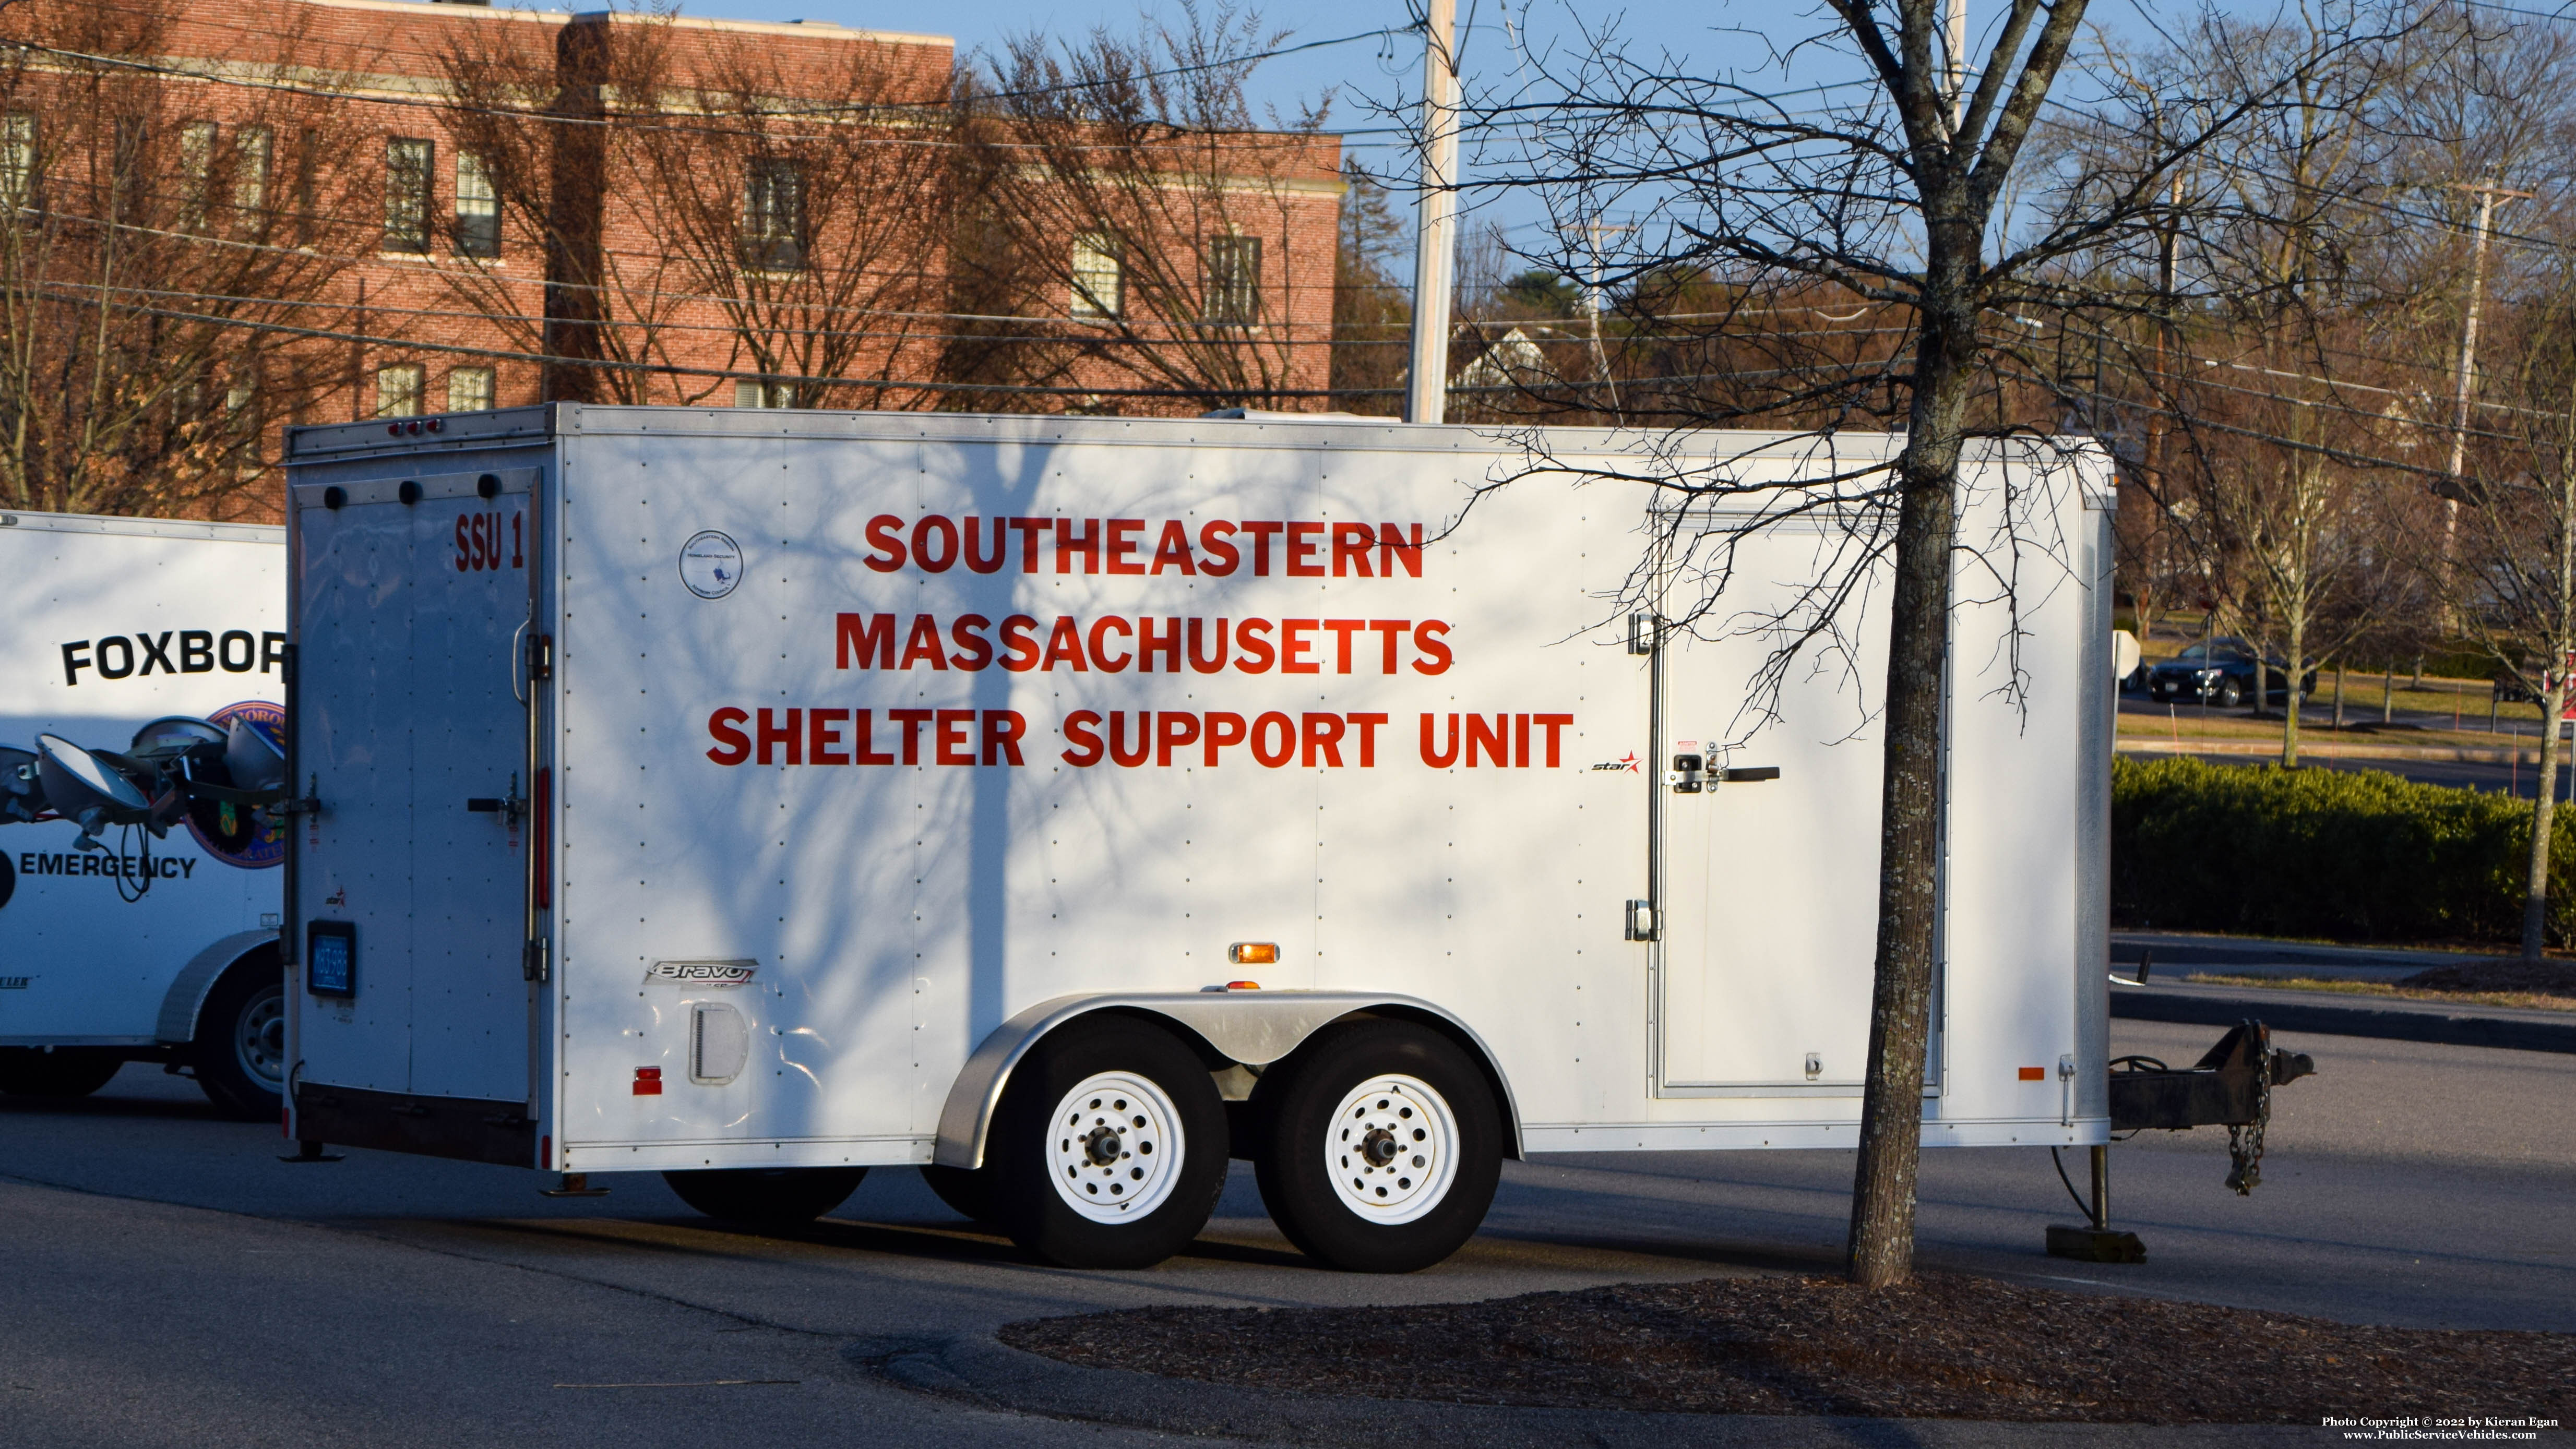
[
  {"left": 932, "top": 992, "right": 1521, "bottom": 1171},
  {"left": 153, "top": 929, "right": 283, "bottom": 1045}
]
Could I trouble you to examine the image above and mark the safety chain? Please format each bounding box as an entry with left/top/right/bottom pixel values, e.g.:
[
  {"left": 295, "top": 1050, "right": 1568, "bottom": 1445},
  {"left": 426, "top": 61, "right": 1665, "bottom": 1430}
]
[{"left": 2224, "top": 1040, "right": 2274, "bottom": 1195}]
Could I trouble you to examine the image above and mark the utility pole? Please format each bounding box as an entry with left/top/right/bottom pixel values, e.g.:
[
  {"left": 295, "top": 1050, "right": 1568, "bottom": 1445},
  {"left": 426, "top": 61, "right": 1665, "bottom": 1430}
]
[
  {"left": 2439, "top": 178, "right": 2531, "bottom": 590},
  {"left": 1580, "top": 219, "right": 1632, "bottom": 423},
  {"left": 1406, "top": 0, "right": 1462, "bottom": 426},
  {"left": 1945, "top": 0, "right": 1967, "bottom": 131}
]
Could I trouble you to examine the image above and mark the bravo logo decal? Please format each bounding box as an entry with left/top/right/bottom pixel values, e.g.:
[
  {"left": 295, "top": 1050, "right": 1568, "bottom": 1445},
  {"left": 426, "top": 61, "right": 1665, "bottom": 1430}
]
[{"left": 645, "top": 960, "right": 756, "bottom": 987}]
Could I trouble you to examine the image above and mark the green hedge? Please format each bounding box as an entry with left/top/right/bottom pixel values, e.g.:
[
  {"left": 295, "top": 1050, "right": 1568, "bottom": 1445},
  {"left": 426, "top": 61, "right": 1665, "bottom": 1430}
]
[{"left": 2110, "top": 755, "right": 2576, "bottom": 945}]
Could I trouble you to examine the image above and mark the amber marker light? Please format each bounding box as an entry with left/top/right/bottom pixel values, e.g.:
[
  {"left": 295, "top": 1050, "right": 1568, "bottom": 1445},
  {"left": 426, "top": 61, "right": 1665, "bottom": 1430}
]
[
  {"left": 2018, "top": 1066, "right": 2047, "bottom": 1081},
  {"left": 1224, "top": 980, "right": 1262, "bottom": 991},
  {"left": 1227, "top": 942, "right": 1279, "bottom": 966}
]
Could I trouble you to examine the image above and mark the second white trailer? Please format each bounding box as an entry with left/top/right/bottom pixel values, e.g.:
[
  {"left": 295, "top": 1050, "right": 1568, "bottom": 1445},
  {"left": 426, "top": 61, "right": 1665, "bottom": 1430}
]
[{"left": 283, "top": 405, "right": 2112, "bottom": 1271}]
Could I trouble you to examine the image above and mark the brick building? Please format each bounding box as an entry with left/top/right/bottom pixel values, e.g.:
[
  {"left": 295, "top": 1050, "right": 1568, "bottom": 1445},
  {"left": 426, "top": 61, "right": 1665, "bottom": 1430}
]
[{"left": 0, "top": 0, "right": 1342, "bottom": 521}]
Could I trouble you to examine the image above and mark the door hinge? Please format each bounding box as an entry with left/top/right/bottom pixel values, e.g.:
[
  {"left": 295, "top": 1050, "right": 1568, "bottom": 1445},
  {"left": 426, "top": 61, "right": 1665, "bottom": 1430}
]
[
  {"left": 528, "top": 633, "right": 554, "bottom": 683},
  {"left": 523, "top": 939, "right": 550, "bottom": 983},
  {"left": 1625, "top": 899, "right": 1658, "bottom": 941}
]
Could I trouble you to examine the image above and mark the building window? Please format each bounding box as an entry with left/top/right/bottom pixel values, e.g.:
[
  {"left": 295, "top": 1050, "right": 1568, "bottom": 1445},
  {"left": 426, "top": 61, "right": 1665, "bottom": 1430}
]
[
  {"left": 1203, "top": 234, "right": 1261, "bottom": 326},
  {"left": 233, "top": 125, "right": 270, "bottom": 219},
  {"left": 454, "top": 151, "right": 499, "bottom": 258},
  {"left": 178, "top": 120, "right": 216, "bottom": 231},
  {"left": 740, "top": 159, "right": 805, "bottom": 271},
  {"left": 734, "top": 379, "right": 796, "bottom": 409},
  {"left": 375, "top": 364, "right": 425, "bottom": 417},
  {"left": 3, "top": 114, "right": 37, "bottom": 211},
  {"left": 446, "top": 366, "right": 495, "bottom": 413},
  {"left": 1071, "top": 232, "right": 1123, "bottom": 319},
  {"left": 384, "top": 137, "right": 433, "bottom": 253}
]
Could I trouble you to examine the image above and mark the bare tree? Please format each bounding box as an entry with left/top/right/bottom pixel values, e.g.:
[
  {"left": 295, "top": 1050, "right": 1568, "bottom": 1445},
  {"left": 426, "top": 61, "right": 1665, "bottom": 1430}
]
[
  {"left": 944, "top": 2, "right": 1338, "bottom": 412},
  {"left": 1456, "top": 0, "right": 2413, "bottom": 1284},
  {"left": 433, "top": 12, "right": 688, "bottom": 404},
  {"left": 0, "top": 0, "right": 374, "bottom": 517},
  {"left": 616, "top": 20, "right": 959, "bottom": 410}
]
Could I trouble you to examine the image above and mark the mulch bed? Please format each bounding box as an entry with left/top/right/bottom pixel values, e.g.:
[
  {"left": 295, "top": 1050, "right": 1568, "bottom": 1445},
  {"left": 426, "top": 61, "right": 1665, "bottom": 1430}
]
[{"left": 999, "top": 1272, "right": 2574, "bottom": 1425}]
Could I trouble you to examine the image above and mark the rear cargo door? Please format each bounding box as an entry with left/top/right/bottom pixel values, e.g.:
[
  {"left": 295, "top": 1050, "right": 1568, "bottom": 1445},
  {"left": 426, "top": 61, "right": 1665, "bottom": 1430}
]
[{"left": 294, "top": 470, "right": 536, "bottom": 1106}]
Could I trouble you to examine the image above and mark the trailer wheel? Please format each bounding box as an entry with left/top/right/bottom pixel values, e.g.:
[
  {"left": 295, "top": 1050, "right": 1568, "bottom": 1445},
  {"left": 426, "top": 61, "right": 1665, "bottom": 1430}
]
[
  {"left": 0, "top": 1048, "right": 126, "bottom": 1099},
  {"left": 191, "top": 955, "right": 284, "bottom": 1121},
  {"left": 662, "top": 1167, "right": 868, "bottom": 1227},
  {"left": 1253, "top": 1020, "right": 1502, "bottom": 1274},
  {"left": 989, "top": 1017, "right": 1227, "bottom": 1269},
  {"left": 920, "top": 1164, "right": 998, "bottom": 1224}
]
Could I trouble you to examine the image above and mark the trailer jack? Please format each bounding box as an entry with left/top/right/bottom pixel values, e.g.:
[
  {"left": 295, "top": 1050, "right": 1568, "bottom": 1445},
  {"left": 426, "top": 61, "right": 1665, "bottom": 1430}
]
[{"left": 2045, "top": 1020, "right": 2317, "bottom": 1264}]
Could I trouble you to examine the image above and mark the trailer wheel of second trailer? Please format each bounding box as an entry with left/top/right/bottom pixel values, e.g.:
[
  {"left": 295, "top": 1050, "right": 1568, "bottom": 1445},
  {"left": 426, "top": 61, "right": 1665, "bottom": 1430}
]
[
  {"left": 190, "top": 948, "right": 284, "bottom": 1121},
  {"left": 1251, "top": 1019, "right": 1504, "bottom": 1273},
  {"left": 988, "top": 1016, "right": 1230, "bottom": 1269}
]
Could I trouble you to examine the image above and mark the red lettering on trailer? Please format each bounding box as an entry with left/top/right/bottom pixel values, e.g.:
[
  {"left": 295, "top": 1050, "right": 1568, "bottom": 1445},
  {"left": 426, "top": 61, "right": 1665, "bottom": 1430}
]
[
  {"left": 711, "top": 705, "right": 1563, "bottom": 771},
  {"left": 1280, "top": 619, "right": 1318, "bottom": 674},
  {"left": 836, "top": 613, "right": 896, "bottom": 669},
  {"left": 1377, "top": 523, "right": 1424, "bottom": 578},
  {"left": 1332, "top": 522, "right": 1376, "bottom": 577},
  {"left": 1151, "top": 522, "right": 1198, "bottom": 576},
  {"left": 1137, "top": 617, "right": 1180, "bottom": 673},
  {"left": 1412, "top": 620, "right": 1452, "bottom": 675},
  {"left": 1203, "top": 711, "right": 1246, "bottom": 764},
  {"left": 998, "top": 615, "right": 1042, "bottom": 672},
  {"left": 899, "top": 615, "right": 948, "bottom": 670},
  {"left": 887, "top": 708, "right": 933, "bottom": 765},
  {"left": 1042, "top": 617, "right": 1088, "bottom": 670},
  {"left": 758, "top": 708, "right": 802, "bottom": 765},
  {"left": 912, "top": 516, "right": 960, "bottom": 573},
  {"left": 963, "top": 517, "right": 1010, "bottom": 574},
  {"left": 1105, "top": 519, "right": 1147, "bottom": 576},
  {"left": 1286, "top": 522, "right": 1326, "bottom": 576},
  {"left": 1062, "top": 710, "right": 1104, "bottom": 766},
  {"left": 935, "top": 709, "right": 976, "bottom": 765},
  {"left": 1089, "top": 616, "right": 1134, "bottom": 673},
  {"left": 1301, "top": 712, "right": 1345, "bottom": 767},
  {"left": 950, "top": 615, "right": 994, "bottom": 670},
  {"left": 1055, "top": 518, "right": 1100, "bottom": 574},
  {"left": 1250, "top": 712, "right": 1296, "bottom": 767},
  {"left": 1234, "top": 618, "right": 1274, "bottom": 673},
  {"left": 863, "top": 515, "right": 906, "bottom": 571},
  {"left": 1197, "top": 521, "right": 1241, "bottom": 576},
  {"left": 981, "top": 711, "right": 1027, "bottom": 766},
  {"left": 453, "top": 511, "right": 524, "bottom": 572}
]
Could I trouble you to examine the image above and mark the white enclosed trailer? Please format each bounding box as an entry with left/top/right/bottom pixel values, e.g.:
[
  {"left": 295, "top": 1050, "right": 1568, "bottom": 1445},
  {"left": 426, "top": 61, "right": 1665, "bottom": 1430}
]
[
  {"left": 0, "top": 509, "right": 289, "bottom": 1117},
  {"left": 282, "top": 405, "right": 2112, "bottom": 1270}
]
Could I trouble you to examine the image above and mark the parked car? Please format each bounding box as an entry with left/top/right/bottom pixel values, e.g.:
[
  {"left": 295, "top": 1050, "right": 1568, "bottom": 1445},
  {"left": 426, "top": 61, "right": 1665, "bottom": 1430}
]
[{"left": 2143, "top": 637, "right": 2317, "bottom": 707}]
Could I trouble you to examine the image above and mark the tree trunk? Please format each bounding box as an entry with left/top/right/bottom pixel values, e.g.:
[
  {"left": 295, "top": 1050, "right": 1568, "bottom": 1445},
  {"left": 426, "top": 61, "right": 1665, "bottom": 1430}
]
[
  {"left": 2282, "top": 617, "right": 2304, "bottom": 768},
  {"left": 1846, "top": 269, "right": 1974, "bottom": 1291},
  {"left": 2527, "top": 673, "right": 2565, "bottom": 962}
]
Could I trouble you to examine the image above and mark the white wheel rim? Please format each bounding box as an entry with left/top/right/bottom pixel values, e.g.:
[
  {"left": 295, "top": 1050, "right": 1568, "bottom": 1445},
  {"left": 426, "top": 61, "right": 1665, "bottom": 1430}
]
[
  {"left": 1045, "top": 1072, "right": 1186, "bottom": 1224},
  {"left": 1323, "top": 1074, "right": 1458, "bottom": 1226}
]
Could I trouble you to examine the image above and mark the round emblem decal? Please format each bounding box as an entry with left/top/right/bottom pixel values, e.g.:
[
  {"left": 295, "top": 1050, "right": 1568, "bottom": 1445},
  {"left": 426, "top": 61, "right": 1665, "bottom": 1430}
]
[
  {"left": 187, "top": 701, "right": 287, "bottom": 870},
  {"left": 678, "top": 531, "right": 744, "bottom": 600}
]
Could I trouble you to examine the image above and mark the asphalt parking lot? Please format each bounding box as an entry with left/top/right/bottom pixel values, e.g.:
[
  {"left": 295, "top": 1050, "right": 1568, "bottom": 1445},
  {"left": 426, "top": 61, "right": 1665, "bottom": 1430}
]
[{"left": 3, "top": 1017, "right": 2568, "bottom": 1447}]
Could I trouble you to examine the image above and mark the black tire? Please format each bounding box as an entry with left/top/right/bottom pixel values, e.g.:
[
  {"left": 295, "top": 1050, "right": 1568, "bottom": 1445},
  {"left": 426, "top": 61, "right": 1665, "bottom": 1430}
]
[
  {"left": 2216, "top": 677, "right": 2244, "bottom": 709},
  {"left": 1251, "top": 1019, "right": 1503, "bottom": 1274},
  {"left": 663, "top": 1167, "right": 867, "bottom": 1226},
  {"left": 192, "top": 952, "right": 284, "bottom": 1121},
  {"left": 0, "top": 1047, "right": 125, "bottom": 1098},
  {"left": 921, "top": 1163, "right": 998, "bottom": 1223},
  {"left": 2148, "top": 679, "right": 2168, "bottom": 702},
  {"left": 988, "top": 1016, "right": 1228, "bottom": 1269}
]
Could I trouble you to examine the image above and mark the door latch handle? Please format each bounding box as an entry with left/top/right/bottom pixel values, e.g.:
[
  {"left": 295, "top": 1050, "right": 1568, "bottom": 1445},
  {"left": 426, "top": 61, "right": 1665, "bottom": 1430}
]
[{"left": 467, "top": 773, "right": 526, "bottom": 827}]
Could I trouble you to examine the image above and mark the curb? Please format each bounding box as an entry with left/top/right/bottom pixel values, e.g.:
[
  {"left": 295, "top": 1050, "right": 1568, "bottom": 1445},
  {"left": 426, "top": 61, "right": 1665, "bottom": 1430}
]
[
  {"left": 2111, "top": 986, "right": 2576, "bottom": 1055},
  {"left": 2115, "top": 739, "right": 2540, "bottom": 764},
  {"left": 849, "top": 1331, "right": 2339, "bottom": 1446}
]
